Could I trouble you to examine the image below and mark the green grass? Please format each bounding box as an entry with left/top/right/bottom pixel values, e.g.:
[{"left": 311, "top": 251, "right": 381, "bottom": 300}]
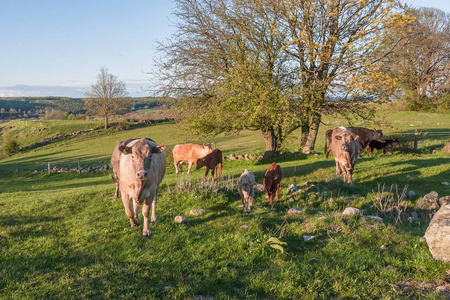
[{"left": 0, "top": 104, "right": 449, "bottom": 299}]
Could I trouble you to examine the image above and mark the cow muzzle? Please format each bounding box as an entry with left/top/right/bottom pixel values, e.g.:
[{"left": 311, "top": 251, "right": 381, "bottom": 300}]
[{"left": 136, "top": 170, "right": 148, "bottom": 180}]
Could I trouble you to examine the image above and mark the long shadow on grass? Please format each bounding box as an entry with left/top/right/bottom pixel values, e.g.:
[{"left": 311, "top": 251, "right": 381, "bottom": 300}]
[{"left": 0, "top": 173, "right": 112, "bottom": 194}]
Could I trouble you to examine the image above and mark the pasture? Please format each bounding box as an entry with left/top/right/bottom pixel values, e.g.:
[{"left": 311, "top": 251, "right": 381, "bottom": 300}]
[{"left": 0, "top": 106, "right": 449, "bottom": 299}]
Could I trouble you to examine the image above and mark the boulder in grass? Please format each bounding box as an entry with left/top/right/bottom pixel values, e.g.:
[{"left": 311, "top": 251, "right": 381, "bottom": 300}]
[
  {"left": 174, "top": 216, "right": 190, "bottom": 224},
  {"left": 424, "top": 204, "right": 450, "bottom": 262},
  {"left": 343, "top": 207, "right": 361, "bottom": 216}
]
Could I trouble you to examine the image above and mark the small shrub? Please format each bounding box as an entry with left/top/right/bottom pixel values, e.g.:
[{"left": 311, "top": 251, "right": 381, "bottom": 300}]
[
  {"left": 2, "top": 139, "right": 20, "bottom": 156},
  {"left": 372, "top": 183, "right": 408, "bottom": 224}
]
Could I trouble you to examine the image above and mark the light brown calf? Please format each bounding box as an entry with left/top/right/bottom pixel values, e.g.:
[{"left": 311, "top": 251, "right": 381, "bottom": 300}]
[
  {"left": 172, "top": 143, "right": 212, "bottom": 175},
  {"left": 238, "top": 169, "right": 256, "bottom": 212}
]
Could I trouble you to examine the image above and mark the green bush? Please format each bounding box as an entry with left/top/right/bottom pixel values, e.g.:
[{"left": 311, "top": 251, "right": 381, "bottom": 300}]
[{"left": 2, "top": 139, "right": 20, "bottom": 156}]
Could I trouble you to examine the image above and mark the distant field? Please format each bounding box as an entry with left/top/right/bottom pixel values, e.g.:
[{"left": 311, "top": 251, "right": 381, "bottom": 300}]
[{"left": 0, "top": 104, "right": 449, "bottom": 299}]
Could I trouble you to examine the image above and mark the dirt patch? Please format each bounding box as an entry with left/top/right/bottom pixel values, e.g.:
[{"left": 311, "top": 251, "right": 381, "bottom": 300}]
[{"left": 396, "top": 272, "right": 450, "bottom": 299}]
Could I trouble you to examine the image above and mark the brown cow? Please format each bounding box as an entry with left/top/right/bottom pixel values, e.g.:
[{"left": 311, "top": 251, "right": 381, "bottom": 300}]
[
  {"left": 111, "top": 138, "right": 166, "bottom": 237},
  {"left": 172, "top": 143, "right": 212, "bottom": 175},
  {"left": 328, "top": 127, "right": 359, "bottom": 183},
  {"left": 238, "top": 169, "right": 256, "bottom": 213},
  {"left": 263, "top": 162, "right": 282, "bottom": 208},
  {"left": 196, "top": 148, "right": 223, "bottom": 181},
  {"left": 347, "top": 127, "right": 384, "bottom": 156}
]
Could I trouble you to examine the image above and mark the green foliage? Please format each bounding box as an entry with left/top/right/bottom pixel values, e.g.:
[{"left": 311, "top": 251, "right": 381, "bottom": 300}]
[{"left": 2, "top": 138, "right": 20, "bottom": 156}]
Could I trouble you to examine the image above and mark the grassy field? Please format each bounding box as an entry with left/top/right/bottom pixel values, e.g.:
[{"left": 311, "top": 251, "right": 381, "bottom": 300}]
[{"left": 0, "top": 105, "right": 449, "bottom": 299}]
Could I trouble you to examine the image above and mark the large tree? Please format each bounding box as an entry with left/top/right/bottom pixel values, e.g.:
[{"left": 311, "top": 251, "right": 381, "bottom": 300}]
[
  {"left": 277, "top": 0, "right": 409, "bottom": 152},
  {"left": 381, "top": 7, "right": 450, "bottom": 101},
  {"left": 157, "top": 0, "right": 408, "bottom": 155},
  {"left": 84, "top": 68, "right": 131, "bottom": 129}
]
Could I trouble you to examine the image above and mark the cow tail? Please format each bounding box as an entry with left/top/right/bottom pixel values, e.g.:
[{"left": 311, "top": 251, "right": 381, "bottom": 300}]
[{"left": 324, "top": 133, "right": 329, "bottom": 158}]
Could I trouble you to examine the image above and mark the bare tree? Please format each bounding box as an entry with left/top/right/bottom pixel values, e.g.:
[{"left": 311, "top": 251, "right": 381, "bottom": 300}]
[{"left": 84, "top": 67, "right": 131, "bottom": 129}]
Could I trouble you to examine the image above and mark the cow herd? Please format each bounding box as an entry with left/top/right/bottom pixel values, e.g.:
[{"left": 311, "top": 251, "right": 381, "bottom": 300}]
[{"left": 111, "top": 126, "right": 398, "bottom": 237}]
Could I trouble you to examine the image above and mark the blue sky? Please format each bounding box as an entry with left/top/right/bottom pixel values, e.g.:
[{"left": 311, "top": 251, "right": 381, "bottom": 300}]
[{"left": 0, "top": 0, "right": 449, "bottom": 98}]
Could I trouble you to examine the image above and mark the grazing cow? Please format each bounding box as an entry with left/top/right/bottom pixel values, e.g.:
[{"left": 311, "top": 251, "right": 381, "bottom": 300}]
[
  {"left": 328, "top": 127, "right": 360, "bottom": 183},
  {"left": 366, "top": 138, "right": 400, "bottom": 157},
  {"left": 172, "top": 143, "right": 212, "bottom": 175},
  {"left": 196, "top": 149, "right": 223, "bottom": 181},
  {"left": 263, "top": 163, "right": 282, "bottom": 208},
  {"left": 111, "top": 138, "right": 166, "bottom": 237},
  {"left": 238, "top": 169, "right": 256, "bottom": 213}
]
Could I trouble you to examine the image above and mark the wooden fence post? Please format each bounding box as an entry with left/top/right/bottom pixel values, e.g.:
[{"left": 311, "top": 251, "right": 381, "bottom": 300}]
[
  {"left": 77, "top": 159, "right": 81, "bottom": 174},
  {"left": 48, "top": 162, "right": 51, "bottom": 175}
]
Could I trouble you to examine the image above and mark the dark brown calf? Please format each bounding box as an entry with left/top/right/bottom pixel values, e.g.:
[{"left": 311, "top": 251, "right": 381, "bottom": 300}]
[
  {"left": 366, "top": 138, "right": 400, "bottom": 157},
  {"left": 196, "top": 149, "right": 223, "bottom": 181},
  {"left": 263, "top": 162, "right": 282, "bottom": 208}
]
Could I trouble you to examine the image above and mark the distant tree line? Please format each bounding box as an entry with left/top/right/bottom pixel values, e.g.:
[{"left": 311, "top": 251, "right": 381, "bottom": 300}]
[{"left": 0, "top": 96, "right": 168, "bottom": 121}]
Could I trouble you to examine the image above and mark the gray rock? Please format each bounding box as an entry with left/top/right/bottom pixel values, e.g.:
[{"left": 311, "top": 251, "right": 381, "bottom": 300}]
[
  {"left": 189, "top": 209, "right": 205, "bottom": 216},
  {"left": 287, "top": 184, "right": 299, "bottom": 192},
  {"left": 408, "top": 190, "right": 416, "bottom": 198},
  {"left": 364, "top": 215, "right": 383, "bottom": 222},
  {"left": 423, "top": 191, "right": 439, "bottom": 202},
  {"left": 343, "top": 207, "right": 361, "bottom": 216},
  {"left": 174, "top": 216, "right": 190, "bottom": 224},
  {"left": 442, "top": 181, "right": 449, "bottom": 186},
  {"left": 240, "top": 225, "right": 249, "bottom": 230},
  {"left": 439, "top": 196, "right": 450, "bottom": 207},
  {"left": 303, "top": 235, "right": 315, "bottom": 241},
  {"left": 255, "top": 184, "right": 265, "bottom": 193},
  {"left": 424, "top": 204, "right": 450, "bottom": 262},
  {"left": 288, "top": 208, "right": 303, "bottom": 214},
  {"left": 420, "top": 236, "right": 427, "bottom": 243},
  {"left": 380, "top": 244, "right": 388, "bottom": 250}
]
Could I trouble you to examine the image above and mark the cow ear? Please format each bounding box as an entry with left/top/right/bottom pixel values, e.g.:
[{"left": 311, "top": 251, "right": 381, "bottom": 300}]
[
  {"left": 335, "top": 135, "right": 342, "bottom": 140},
  {"left": 119, "top": 146, "right": 132, "bottom": 155},
  {"left": 151, "top": 145, "right": 166, "bottom": 154}
]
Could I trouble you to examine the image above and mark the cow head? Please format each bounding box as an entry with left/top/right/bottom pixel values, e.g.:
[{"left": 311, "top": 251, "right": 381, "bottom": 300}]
[
  {"left": 239, "top": 176, "right": 253, "bottom": 200},
  {"left": 373, "top": 129, "right": 385, "bottom": 143},
  {"left": 334, "top": 133, "right": 359, "bottom": 152},
  {"left": 119, "top": 139, "right": 165, "bottom": 180},
  {"left": 196, "top": 157, "right": 207, "bottom": 169}
]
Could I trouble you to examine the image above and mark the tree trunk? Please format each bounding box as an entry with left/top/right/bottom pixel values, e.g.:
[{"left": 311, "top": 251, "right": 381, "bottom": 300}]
[
  {"left": 104, "top": 114, "right": 109, "bottom": 129},
  {"left": 263, "top": 127, "right": 277, "bottom": 159},
  {"left": 300, "top": 123, "right": 310, "bottom": 152},
  {"left": 302, "top": 113, "right": 321, "bottom": 154}
]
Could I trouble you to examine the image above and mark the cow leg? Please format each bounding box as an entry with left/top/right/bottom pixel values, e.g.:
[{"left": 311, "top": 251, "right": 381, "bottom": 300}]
[
  {"left": 151, "top": 195, "right": 157, "bottom": 223},
  {"left": 335, "top": 161, "right": 341, "bottom": 175},
  {"left": 114, "top": 182, "right": 120, "bottom": 198},
  {"left": 142, "top": 201, "right": 151, "bottom": 237},
  {"left": 179, "top": 162, "right": 184, "bottom": 174},
  {"left": 122, "top": 194, "right": 138, "bottom": 227},
  {"left": 203, "top": 168, "right": 210, "bottom": 182},
  {"left": 187, "top": 162, "right": 193, "bottom": 174},
  {"left": 174, "top": 160, "right": 179, "bottom": 175},
  {"left": 275, "top": 183, "right": 280, "bottom": 200},
  {"left": 367, "top": 147, "right": 372, "bottom": 157}
]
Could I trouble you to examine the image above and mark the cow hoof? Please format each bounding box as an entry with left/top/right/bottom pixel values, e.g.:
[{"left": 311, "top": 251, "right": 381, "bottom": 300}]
[
  {"left": 151, "top": 219, "right": 157, "bottom": 223},
  {"left": 142, "top": 232, "right": 152, "bottom": 238}
]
